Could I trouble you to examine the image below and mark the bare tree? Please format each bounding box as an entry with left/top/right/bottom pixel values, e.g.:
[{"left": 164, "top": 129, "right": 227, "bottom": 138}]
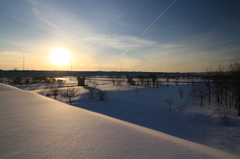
[
  {"left": 87, "top": 85, "right": 98, "bottom": 99},
  {"left": 186, "top": 76, "right": 191, "bottom": 86},
  {"left": 12, "top": 77, "right": 23, "bottom": 85},
  {"left": 175, "top": 76, "right": 179, "bottom": 86},
  {"left": 191, "top": 83, "right": 206, "bottom": 106},
  {"left": 155, "top": 80, "right": 161, "bottom": 88},
  {"left": 229, "top": 61, "right": 240, "bottom": 116},
  {"left": 178, "top": 87, "right": 184, "bottom": 98},
  {"left": 150, "top": 74, "right": 158, "bottom": 86},
  {"left": 24, "top": 77, "right": 32, "bottom": 84},
  {"left": 212, "top": 65, "right": 225, "bottom": 106},
  {"left": 87, "top": 78, "right": 98, "bottom": 99},
  {"left": 166, "top": 80, "right": 170, "bottom": 87},
  {"left": 115, "top": 75, "right": 124, "bottom": 91},
  {"left": 109, "top": 75, "right": 117, "bottom": 85},
  {"left": 133, "top": 85, "right": 140, "bottom": 96},
  {"left": 49, "top": 86, "right": 60, "bottom": 99},
  {"left": 62, "top": 87, "right": 79, "bottom": 105},
  {"left": 203, "top": 66, "right": 213, "bottom": 105},
  {"left": 146, "top": 77, "right": 152, "bottom": 87},
  {"left": 218, "top": 104, "right": 229, "bottom": 124},
  {"left": 164, "top": 98, "right": 174, "bottom": 110},
  {"left": 137, "top": 75, "right": 145, "bottom": 86}
]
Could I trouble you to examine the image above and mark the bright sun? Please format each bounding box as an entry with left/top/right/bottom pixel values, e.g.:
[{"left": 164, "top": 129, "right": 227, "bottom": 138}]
[{"left": 50, "top": 48, "right": 71, "bottom": 66}]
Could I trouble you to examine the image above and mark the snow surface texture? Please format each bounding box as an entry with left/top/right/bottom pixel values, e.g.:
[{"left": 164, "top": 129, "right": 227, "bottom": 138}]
[
  {"left": 0, "top": 83, "right": 239, "bottom": 159},
  {"left": 18, "top": 77, "right": 240, "bottom": 156}
]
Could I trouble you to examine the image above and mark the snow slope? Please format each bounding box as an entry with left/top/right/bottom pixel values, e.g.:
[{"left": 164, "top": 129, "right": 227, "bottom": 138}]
[
  {"left": 12, "top": 77, "right": 240, "bottom": 157},
  {"left": 0, "top": 84, "right": 238, "bottom": 159},
  {"left": 76, "top": 84, "right": 240, "bottom": 156}
]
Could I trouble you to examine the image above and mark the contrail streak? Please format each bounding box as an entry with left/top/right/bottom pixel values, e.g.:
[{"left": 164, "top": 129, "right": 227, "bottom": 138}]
[
  {"left": 121, "top": 47, "right": 131, "bottom": 57},
  {"left": 120, "top": 0, "right": 176, "bottom": 57},
  {"left": 141, "top": 0, "right": 176, "bottom": 36}
]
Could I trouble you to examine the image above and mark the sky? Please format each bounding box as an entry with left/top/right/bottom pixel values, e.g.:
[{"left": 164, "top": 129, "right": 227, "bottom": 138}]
[{"left": 0, "top": 0, "right": 240, "bottom": 72}]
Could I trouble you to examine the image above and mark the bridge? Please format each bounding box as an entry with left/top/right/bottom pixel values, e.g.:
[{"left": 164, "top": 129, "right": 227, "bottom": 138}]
[
  {"left": 0, "top": 70, "right": 201, "bottom": 86},
  {"left": 0, "top": 70, "right": 164, "bottom": 78}
]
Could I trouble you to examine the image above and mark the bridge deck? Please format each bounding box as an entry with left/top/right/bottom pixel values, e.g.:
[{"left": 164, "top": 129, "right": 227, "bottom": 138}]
[{"left": 0, "top": 70, "right": 197, "bottom": 78}]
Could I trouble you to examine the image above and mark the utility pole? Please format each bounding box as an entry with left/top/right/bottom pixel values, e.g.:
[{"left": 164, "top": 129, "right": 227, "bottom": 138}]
[
  {"left": 23, "top": 54, "right": 24, "bottom": 70},
  {"left": 71, "top": 58, "right": 72, "bottom": 71}
]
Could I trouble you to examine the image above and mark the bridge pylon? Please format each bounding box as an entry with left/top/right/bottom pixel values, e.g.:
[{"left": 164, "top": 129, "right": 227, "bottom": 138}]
[{"left": 77, "top": 77, "right": 86, "bottom": 86}]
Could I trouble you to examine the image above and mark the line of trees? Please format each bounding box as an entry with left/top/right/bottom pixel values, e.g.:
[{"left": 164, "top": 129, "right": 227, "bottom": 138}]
[
  {"left": 5, "top": 77, "right": 66, "bottom": 85},
  {"left": 192, "top": 61, "right": 240, "bottom": 119}
]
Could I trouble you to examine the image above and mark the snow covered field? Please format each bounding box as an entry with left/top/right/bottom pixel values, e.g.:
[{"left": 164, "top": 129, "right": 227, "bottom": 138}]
[{"left": 1, "top": 77, "right": 240, "bottom": 158}]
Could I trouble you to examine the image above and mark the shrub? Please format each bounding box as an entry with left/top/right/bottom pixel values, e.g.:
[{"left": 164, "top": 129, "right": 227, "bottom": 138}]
[
  {"left": 62, "top": 87, "right": 79, "bottom": 105},
  {"left": 96, "top": 90, "right": 107, "bottom": 101},
  {"left": 164, "top": 98, "right": 174, "bottom": 110}
]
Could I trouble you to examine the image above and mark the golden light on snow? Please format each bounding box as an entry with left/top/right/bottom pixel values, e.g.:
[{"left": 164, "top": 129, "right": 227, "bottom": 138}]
[{"left": 49, "top": 48, "right": 71, "bottom": 66}]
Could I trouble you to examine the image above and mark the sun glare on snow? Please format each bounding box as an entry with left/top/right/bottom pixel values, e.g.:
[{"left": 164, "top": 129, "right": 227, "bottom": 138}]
[{"left": 50, "top": 48, "right": 71, "bottom": 66}]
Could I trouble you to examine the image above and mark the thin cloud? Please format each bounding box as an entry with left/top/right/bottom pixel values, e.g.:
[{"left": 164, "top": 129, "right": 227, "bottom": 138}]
[
  {"left": 85, "top": 35, "right": 157, "bottom": 49},
  {"left": 30, "top": 5, "right": 60, "bottom": 31},
  {"left": 26, "top": 0, "right": 39, "bottom": 6}
]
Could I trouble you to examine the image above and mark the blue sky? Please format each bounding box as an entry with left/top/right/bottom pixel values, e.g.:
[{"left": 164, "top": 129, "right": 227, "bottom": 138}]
[{"left": 0, "top": 0, "right": 240, "bottom": 72}]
